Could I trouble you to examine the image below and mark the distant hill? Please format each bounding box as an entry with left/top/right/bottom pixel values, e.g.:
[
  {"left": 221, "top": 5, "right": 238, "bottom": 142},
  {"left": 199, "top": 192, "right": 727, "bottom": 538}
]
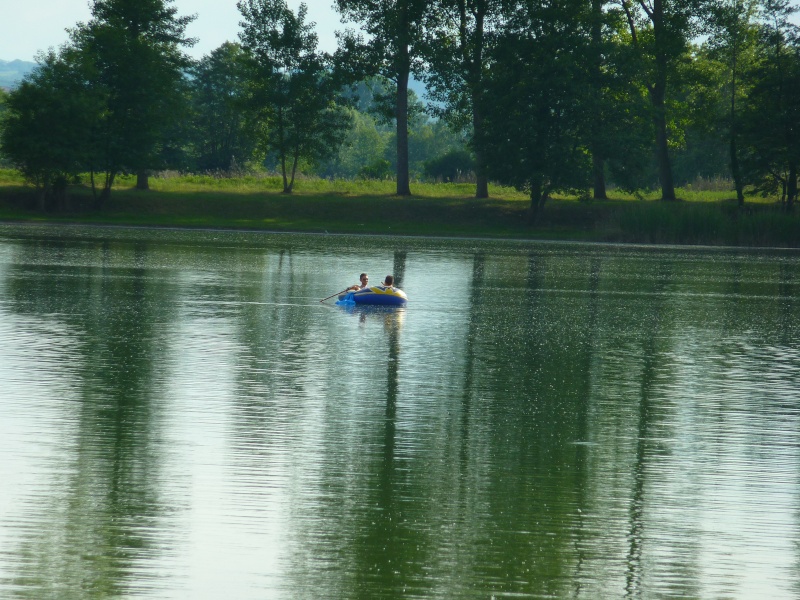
[
  {"left": 0, "top": 58, "right": 428, "bottom": 100},
  {"left": 0, "top": 59, "right": 36, "bottom": 89}
]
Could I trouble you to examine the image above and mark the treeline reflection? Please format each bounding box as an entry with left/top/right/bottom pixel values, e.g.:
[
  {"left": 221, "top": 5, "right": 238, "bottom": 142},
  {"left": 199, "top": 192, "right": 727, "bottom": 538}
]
[{"left": 0, "top": 230, "right": 798, "bottom": 598}]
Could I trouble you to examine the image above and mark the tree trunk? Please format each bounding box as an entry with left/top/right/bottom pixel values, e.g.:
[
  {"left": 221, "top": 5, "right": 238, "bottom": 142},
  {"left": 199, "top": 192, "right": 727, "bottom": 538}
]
[
  {"left": 473, "top": 104, "right": 489, "bottom": 199},
  {"left": 280, "top": 148, "right": 291, "bottom": 193},
  {"left": 97, "top": 171, "right": 115, "bottom": 208},
  {"left": 590, "top": 0, "right": 607, "bottom": 200},
  {"left": 593, "top": 153, "right": 607, "bottom": 200},
  {"left": 650, "top": 2, "right": 676, "bottom": 201},
  {"left": 787, "top": 161, "right": 797, "bottom": 210},
  {"left": 396, "top": 67, "right": 411, "bottom": 196},
  {"left": 528, "top": 175, "right": 546, "bottom": 222},
  {"left": 396, "top": 0, "right": 411, "bottom": 197},
  {"left": 730, "top": 136, "right": 744, "bottom": 206},
  {"left": 729, "top": 30, "right": 744, "bottom": 207},
  {"left": 54, "top": 175, "right": 68, "bottom": 212},
  {"left": 468, "top": 0, "right": 488, "bottom": 199},
  {"left": 651, "top": 85, "right": 676, "bottom": 201},
  {"left": 90, "top": 170, "right": 98, "bottom": 204},
  {"left": 136, "top": 169, "right": 150, "bottom": 190},
  {"left": 37, "top": 183, "right": 48, "bottom": 212},
  {"left": 287, "top": 147, "right": 300, "bottom": 194}
]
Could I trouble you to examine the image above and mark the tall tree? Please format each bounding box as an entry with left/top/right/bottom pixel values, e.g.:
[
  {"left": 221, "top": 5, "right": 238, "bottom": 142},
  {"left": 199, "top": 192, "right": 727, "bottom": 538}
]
[
  {"left": 424, "top": 0, "right": 497, "bottom": 198},
  {"left": 0, "top": 48, "right": 105, "bottom": 211},
  {"left": 0, "top": 87, "right": 10, "bottom": 167},
  {"left": 190, "top": 42, "right": 263, "bottom": 172},
  {"left": 72, "top": 0, "right": 195, "bottom": 201},
  {"left": 238, "top": 0, "right": 352, "bottom": 193},
  {"left": 477, "top": 0, "right": 593, "bottom": 217},
  {"left": 740, "top": 0, "right": 800, "bottom": 208},
  {"left": 705, "top": 0, "right": 760, "bottom": 205},
  {"left": 334, "top": 0, "right": 431, "bottom": 196},
  {"left": 588, "top": 0, "right": 609, "bottom": 199},
  {"left": 620, "top": 0, "right": 708, "bottom": 200}
]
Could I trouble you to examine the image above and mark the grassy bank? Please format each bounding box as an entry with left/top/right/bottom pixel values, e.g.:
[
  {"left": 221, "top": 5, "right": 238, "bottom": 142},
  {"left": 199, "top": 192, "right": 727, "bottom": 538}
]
[{"left": 0, "top": 170, "right": 798, "bottom": 247}]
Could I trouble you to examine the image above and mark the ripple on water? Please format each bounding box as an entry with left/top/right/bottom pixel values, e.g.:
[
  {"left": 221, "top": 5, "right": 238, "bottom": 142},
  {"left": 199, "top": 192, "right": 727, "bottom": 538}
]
[{"left": 1, "top": 227, "right": 799, "bottom": 598}]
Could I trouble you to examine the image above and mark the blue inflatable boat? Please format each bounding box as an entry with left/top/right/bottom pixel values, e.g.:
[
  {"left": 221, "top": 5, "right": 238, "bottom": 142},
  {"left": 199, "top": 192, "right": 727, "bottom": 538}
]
[{"left": 337, "top": 286, "right": 408, "bottom": 307}]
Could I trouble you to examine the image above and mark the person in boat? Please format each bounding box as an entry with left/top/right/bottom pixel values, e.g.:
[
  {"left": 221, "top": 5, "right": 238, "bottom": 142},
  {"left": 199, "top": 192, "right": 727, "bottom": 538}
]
[
  {"left": 381, "top": 275, "right": 394, "bottom": 289},
  {"left": 346, "top": 273, "right": 369, "bottom": 291}
]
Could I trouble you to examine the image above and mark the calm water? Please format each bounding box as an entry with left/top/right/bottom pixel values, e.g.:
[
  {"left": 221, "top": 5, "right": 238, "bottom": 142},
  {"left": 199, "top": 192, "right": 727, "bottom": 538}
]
[{"left": 0, "top": 224, "right": 798, "bottom": 599}]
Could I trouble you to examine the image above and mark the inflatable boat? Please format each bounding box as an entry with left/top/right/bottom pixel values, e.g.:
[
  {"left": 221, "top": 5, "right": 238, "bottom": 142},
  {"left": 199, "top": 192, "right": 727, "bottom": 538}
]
[{"left": 337, "top": 286, "right": 408, "bottom": 307}]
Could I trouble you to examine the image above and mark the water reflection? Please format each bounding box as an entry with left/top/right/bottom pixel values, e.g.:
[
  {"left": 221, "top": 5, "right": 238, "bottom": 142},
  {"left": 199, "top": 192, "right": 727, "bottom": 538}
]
[
  {"left": 0, "top": 226, "right": 799, "bottom": 599},
  {"left": 1, "top": 237, "right": 178, "bottom": 598}
]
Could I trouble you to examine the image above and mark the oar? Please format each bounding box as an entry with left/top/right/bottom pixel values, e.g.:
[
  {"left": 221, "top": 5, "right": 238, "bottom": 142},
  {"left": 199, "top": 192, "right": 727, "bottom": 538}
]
[{"left": 320, "top": 287, "right": 351, "bottom": 302}]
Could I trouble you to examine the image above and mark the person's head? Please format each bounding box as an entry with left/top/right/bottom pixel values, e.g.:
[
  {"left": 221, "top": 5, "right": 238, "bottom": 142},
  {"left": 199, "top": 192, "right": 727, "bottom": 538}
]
[
  {"left": 383, "top": 275, "right": 394, "bottom": 286},
  {"left": 359, "top": 273, "right": 369, "bottom": 286}
]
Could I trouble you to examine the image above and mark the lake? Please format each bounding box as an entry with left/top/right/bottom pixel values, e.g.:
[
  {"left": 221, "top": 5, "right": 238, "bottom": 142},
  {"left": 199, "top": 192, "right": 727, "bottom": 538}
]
[{"left": 0, "top": 224, "right": 798, "bottom": 599}]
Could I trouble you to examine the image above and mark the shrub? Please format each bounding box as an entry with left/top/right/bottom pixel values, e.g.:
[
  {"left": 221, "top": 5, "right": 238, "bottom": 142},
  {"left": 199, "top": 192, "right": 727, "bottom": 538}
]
[
  {"left": 358, "top": 159, "right": 393, "bottom": 180},
  {"left": 423, "top": 150, "right": 475, "bottom": 182}
]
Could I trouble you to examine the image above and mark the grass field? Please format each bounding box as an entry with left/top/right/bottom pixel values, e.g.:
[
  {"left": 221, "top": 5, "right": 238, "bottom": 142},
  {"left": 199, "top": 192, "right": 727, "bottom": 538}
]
[{"left": 0, "top": 169, "right": 797, "bottom": 247}]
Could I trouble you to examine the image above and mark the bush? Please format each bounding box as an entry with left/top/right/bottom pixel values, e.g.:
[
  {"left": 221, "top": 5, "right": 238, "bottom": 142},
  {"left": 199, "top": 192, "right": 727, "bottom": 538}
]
[
  {"left": 358, "top": 159, "right": 393, "bottom": 180},
  {"left": 423, "top": 150, "right": 474, "bottom": 182}
]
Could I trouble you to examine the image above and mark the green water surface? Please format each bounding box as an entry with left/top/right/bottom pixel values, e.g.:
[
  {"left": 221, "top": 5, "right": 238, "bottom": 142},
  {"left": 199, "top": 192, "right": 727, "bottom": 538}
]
[{"left": 0, "top": 225, "right": 798, "bottom": 599}]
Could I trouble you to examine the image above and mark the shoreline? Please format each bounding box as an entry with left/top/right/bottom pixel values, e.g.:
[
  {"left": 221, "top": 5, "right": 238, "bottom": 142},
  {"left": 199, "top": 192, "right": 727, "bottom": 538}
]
[
  {"left": 0, "top": 178, "right": 798, "bottom": 248},
  {"left": 2, "top": 218, "right": 799, "bottom": 254}
]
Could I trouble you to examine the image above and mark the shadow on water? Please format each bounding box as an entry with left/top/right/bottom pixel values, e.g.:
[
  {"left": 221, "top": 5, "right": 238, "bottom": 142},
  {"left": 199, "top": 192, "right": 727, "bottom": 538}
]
[
  {"left": 571, "top": 256, "right": 601, "bottom": 593},
  {"left": 2, "top": 238, "right": 176, "bottom": 597},
  {"left": 2, "top": 229, "right": 800, "bottom": 599},
  {"left": 625, "top": 260, "right": 670, "bottom": 599},
  {"left": 458, "top": 251, "right": 485, "bottom": 506},
  {"left": 392, "top": 250, "right": 407, "bottom": 288}
]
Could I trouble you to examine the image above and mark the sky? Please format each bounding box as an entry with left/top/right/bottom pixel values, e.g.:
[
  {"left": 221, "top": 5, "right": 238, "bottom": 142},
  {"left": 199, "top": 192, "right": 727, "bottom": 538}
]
[{"left": 0, "top": 0, "right": 344, "bottom": 63}]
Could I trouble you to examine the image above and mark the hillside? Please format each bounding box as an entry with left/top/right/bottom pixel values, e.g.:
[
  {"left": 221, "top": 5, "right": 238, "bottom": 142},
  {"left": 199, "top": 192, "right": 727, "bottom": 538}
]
[{"left": 0, "top": 59, "right": 36, "bottom": 89}]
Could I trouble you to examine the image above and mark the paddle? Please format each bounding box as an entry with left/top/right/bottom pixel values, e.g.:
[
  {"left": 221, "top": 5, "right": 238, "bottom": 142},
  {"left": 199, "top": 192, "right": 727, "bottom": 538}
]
[{"left": 320, "top": 287, "right": 351, "bottom": 302}]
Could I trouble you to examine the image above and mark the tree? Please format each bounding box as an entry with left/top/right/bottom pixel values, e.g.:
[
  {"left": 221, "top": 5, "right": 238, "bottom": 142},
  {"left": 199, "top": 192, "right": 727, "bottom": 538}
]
[
  {"left": 705, "top": 0, "right": 760, "bottom": 205},
  {"left": 190, "top": 42, "right": 263, "bottom": 172},
  {"left": 592, "top": 23, "right": 655, "bottom": 194},
  {"left": 238, "top": 0, "right": 352, "bottom": 193},
  {"left": 72, "top": 0, "right": 195, "bottom": 201},
  {"left": 476, "top": 0, "right": 593, "bottom": 217},
  {"left": 424, "top": 0, "right": 498, "bottom": 198},
  {"left": 620, "top": 0, "right": 709, "bottom": 200},
  {"left": 0, "top": 48, "right": 105, "bottom": 211},
  {"left": 334, "top": 0, "right": 431, "bottom": 195},
  {"left": 0, "top": 87, "right": 10, "bottom": 167},
  {"left": 317, "top": 108, "right": 390, "bottom": 178},
  {"left": 739, "top": 0, "right": 800, "bottom": 208}
]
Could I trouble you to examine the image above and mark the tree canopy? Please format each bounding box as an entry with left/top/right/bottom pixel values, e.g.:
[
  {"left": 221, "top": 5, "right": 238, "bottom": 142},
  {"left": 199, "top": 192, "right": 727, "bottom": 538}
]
[
  {"left": 2, "top": 0, "right": 800, "bottom": 214},
  {"left": 238, "top": 0, "right": 352, "bottom": 193}
]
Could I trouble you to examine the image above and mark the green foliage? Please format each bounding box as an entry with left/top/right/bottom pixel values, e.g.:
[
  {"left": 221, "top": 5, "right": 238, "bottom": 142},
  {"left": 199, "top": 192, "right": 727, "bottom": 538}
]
[
  {"left": 72, "top": 0, "right": 196, "bottom": 201},
  {"left": 238, "top": 0, "right": 352, "bottom": 193},
  {"left": 477, "top": 0, "right": 594, "bottom": 211},
  {"left": 620, "top": 0, "right": 715, "bottom": 200},
  {"left": 423, "top": 149, "right": 474, "bottom": 182},
  {"left": 358, "top": 158, "right": 393, "bottom": 180},
  {"left": 5, "top": 0, "right": 800, "bottom": 234},
  {"left": 0, "top": 49, "right": 106, "bottom": 210},
  {"left": 737, "top": 0, "right": 800, "bottom": 206},
  {"left": 316, "top": 91, "right": 469, "bottom": 179},
  {"left": 317, "top": 108, "right": 390, "bottom": 178},
  {"left": 0, "top": 88, "right": 10, "bottom": 168},
  {"left": 189, "top": 42, "right": 263, "bottom": 172},
  {"left": 334, "top": 0, "right": 432, "bottom": 195}
]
